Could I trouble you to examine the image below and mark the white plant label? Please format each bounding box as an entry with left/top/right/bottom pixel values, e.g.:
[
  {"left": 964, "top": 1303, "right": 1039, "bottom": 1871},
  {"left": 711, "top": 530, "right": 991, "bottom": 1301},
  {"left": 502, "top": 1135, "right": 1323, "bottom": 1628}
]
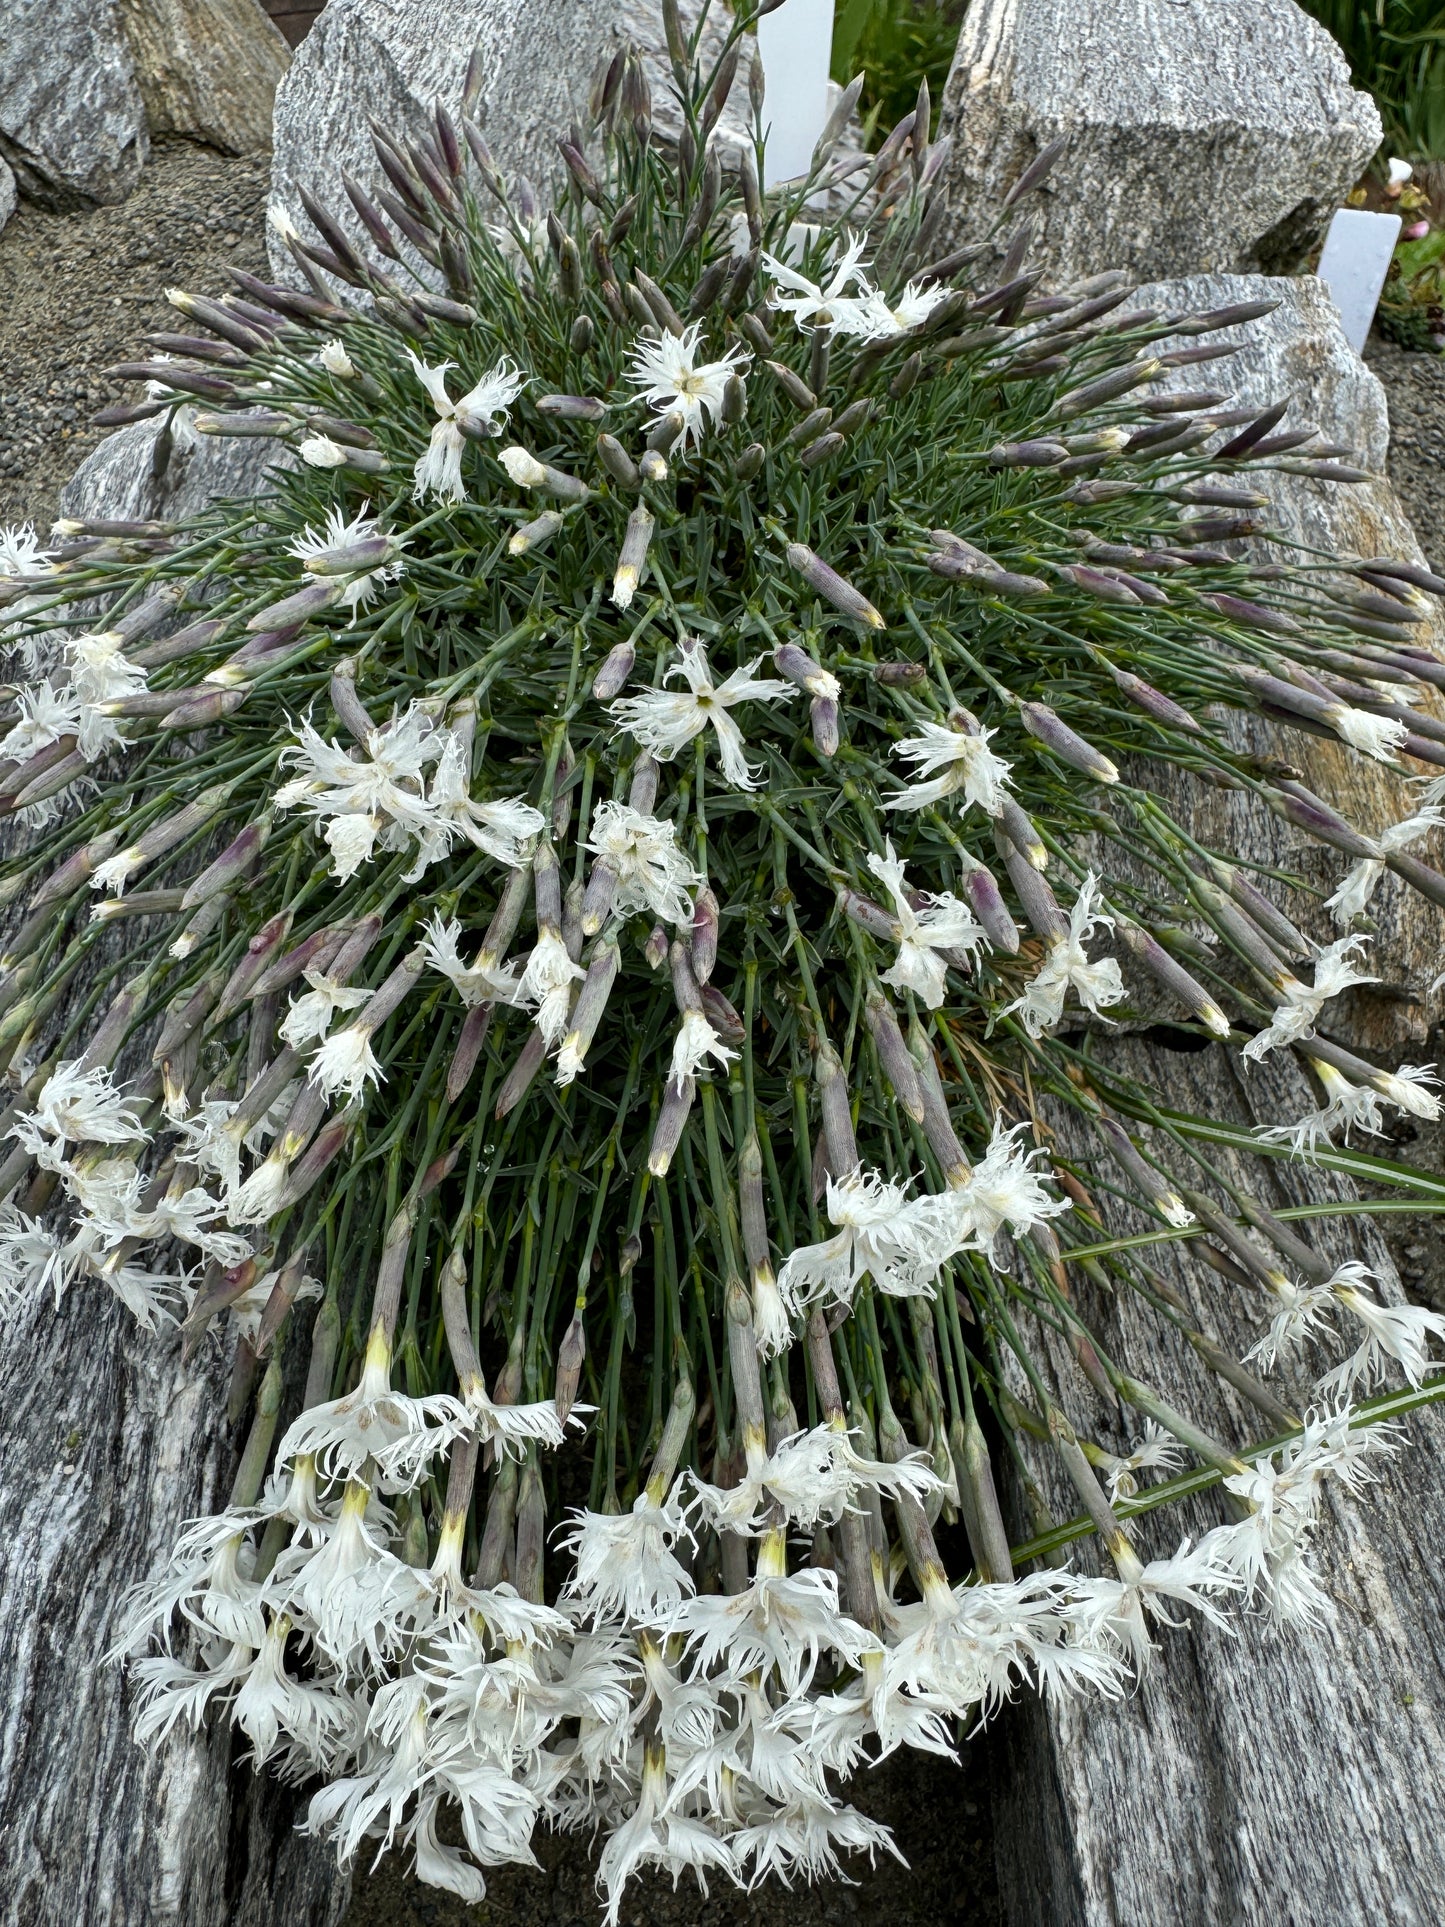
[
  {"left": 756, "top": 0, "right": 837, "bottom": 188},
  {"left": 1317, "top": 207, "right": 1403, "bottom": 356}
]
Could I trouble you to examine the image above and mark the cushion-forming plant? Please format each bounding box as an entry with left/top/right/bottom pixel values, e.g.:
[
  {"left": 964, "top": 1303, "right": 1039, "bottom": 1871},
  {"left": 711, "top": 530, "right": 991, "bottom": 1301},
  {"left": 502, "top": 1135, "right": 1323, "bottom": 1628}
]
[{"left": 3, "top": 3, "right": 1445, "bottom": 1911}]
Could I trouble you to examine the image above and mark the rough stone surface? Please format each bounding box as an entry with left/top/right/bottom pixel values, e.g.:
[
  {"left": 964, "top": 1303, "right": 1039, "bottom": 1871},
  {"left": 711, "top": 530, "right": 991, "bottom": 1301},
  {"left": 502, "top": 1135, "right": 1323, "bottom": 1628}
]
[
  {"left": 993, "top": 276, "right": 1445, "bottom": 1925},
  {"left": 0, "top": 418, "right": 336, "bottom": 1927},
  {"left": 1109, "top": 273, "right": 1445, "bottom": 1054},
  {"left": 59, "top": 413, "right": 297, "bottom": 525},
  {"left": 993, "top": 1039, "right": 1445, "bottom": 1927},
  {"left": 936, "top": 0, "right": 1381, "bottom": 287},
  {"left": 118, "top": 0, "right": 292, "bottom": 155},
  {"left": 267, "top": 0, "right": 754, "bottom": 283},
  {"left": 0, "top": 0, "right": 150, "bottom": 210},
  {"left": 0, "top": 162, "right": 15, "bottom": 237}
]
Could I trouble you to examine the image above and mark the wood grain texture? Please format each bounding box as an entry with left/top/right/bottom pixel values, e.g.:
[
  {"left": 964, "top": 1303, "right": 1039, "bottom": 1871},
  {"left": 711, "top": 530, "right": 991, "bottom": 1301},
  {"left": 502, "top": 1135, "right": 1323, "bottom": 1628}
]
[{"left": 935, "top": 0, "right": 1381, "bottom": 286}]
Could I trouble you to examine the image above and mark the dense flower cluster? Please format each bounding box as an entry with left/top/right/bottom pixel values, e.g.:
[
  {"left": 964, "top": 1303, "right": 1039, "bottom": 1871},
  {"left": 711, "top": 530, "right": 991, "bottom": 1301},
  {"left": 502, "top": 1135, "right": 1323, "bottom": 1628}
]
[{"left": 3, "top": 2, "right": 1445, "bottom": 1911}]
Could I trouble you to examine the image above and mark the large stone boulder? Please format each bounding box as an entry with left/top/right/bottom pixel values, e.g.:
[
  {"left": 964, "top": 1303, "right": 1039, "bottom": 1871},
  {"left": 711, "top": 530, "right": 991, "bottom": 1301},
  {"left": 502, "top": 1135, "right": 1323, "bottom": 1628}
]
[
  {"left": 0, "top": 0, "right": 149, "bottom": 210},
  {"left": 0, "top": 161, "right": 16, "bottom": 238},
  {"left": 117, "top": 0, "right": 293, "bottom": 155},
  {"left": 267, "top": 0, "right": 754, "bottom": 283},
  {"left": 935, "top": 0, "right": 1381, "bottom": 286},
  {"left": 0, "top": 416, "right": 337, "bottom": 1927}
]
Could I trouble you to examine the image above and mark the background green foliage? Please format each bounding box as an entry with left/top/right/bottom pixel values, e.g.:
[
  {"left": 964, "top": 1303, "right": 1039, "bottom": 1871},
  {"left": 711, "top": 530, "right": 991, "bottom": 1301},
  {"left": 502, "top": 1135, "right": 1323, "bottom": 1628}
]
[
  {"left": 830, "top": 0, "right": 965, "bottom": 141},
  {"left": 1298, "top": 2, "right": 1445, "bottom": 161}
]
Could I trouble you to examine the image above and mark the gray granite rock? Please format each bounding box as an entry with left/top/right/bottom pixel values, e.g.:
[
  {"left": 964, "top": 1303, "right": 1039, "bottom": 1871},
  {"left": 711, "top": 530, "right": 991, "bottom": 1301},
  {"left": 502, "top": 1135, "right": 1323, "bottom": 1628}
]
[
  {"left": 0, "top": 161, "right": 16, "bottom": 237},
  {"left": 117, "top": 0, "right": 292, "bottom": 155},
  {"left": 936, "top": 0, "right": 1381, "bottom": 286},
  {"left": 59, "top": 413, "right": 297, "bottom": 525},
  {"left": 0, "top": 0, "right": 149, "bottom": 210},
  {"left": 266, "top": 0, "right": 755, "bottom": 284}
]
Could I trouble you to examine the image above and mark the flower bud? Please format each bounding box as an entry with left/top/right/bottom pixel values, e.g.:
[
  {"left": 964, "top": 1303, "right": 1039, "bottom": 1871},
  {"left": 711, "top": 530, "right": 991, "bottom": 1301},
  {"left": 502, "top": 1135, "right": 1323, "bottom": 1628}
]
[
  {"left": 554, "top": 1312, "right": 587, "bottom": 1423},
  {"left": 646, "top": 409, "right": 686, "bottom": 455},
  {"left": 1114, "top": 921, "right": 1230, "bottom": 1037},
  {"left": 644, "top": 923, "right": 669, "bottom": 970},
  {"left": 445, "top": 1002, "right": 494, "bottom": 1106},
  {"left": 961, "top": 860, "right": 1020, "bottom": 953},
  {"left": 866, "top": 991, "right": 925, "bottom": 1121},
  {"left": 1110, "top": 666, "right": 1200, "bottom": 732},
  {"left": 988, "top": 439, "right": 1070, "bottom": 467},
  {"left": 596, "top": 433, "right": 640, "bottom": 489},
  {"left": 994, "top": 827, "right": 1066, "bottom": 941},
  {"left": 639, "top": 449, "right": 669, "bottom": 483},
  {"left": 509, "top": 509, "right": 565, "bottom": 555},
  {"left": 591, "top": 640, "right": 635, "bottom": 701},
  {"left": 1019, "top": 702, "right": 1119, "bottom": 783},
  {"left": 649, "top": 1074, "right": 695, "bottom": 1174},
  {"left": 610, "top": 504, "right": 655, "bottom": 611},
  {"left": 699, "top": 981, "right": 744, "bottom": 1045},
  {"left": 786, "top": 543, "right": 884, "bottom": 629},
  {"left": 689, "top": 887, "right": 719, "bottom": 985},
  {"left": 733, "top": 442, "right": 765, "bottom": 481}
]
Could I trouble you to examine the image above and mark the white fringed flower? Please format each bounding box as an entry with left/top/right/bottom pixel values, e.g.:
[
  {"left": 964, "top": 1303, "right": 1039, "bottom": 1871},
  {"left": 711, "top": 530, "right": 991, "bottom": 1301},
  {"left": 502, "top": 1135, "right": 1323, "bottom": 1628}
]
[
  {"left": 1095, "top": 1420, "right": 1187, "bottom": 1504},
  {"left": 865, "top": 838, "right": 986, "bottom": 1007},
  {"left": 733, "top": 1799, "right": 903, "bottom": 1888},
  {"left": 233, "top": 1614, "right": 354, "bottom": 1769},
  {"left": 689, "top": 1424, "right": 941, "bottom": 1536},
  {"left": 1329, "top": 704, "right": 1408, "bottom": 762},
  {"left": 299, "top": 434, "right": 349, "bottom": 468},
  {"left": 280, "top": 970, "right": 371, "bottom": 1049},
  {"left": 21, "top": 1060, "right": 145, "bottom": 1146},
  {"left": 669, "top": 1009, "right": 736, "bottom": 1092},
  {"left": 420, "top": 912, "right": 522, "bottom": 1007},
  {"left": 459, "top": 1376, "right": 572, "bottom": 1457},
  {"left": 289, "top": 505, "right": 407, "bottom": 610},
  {"left": 0, "top": 1204, "right": 66, "bottom": 1313},
  {"left": 518, "top": 930, "right": 585, "bottom": 1045},
  {"left": 275, "top": 1331, "right": 469, "bottom": 1489},
  {"left": 762, "top": 232, "right": 872, "bottom": 332},
  {"left": 886, "top": 719, "right": 1014, "bottom": 817},
  {"left": 1257, "top": 1060, "right": 1384, "bottom": 1157},
  {"left": 1326, "top": 808, "right": 1444, "bottom": 925},
  {"left": 408, "top": 351, "right": 525, "bottom": 502},
  {"left": 308, "top": 1022, "right": 383, "bottom": 1101},
  {"left": 1243, "top": 936, "right": 1378, "bottom": 1062},
  {"left": 626, "top": 323, "right": 748, "bottom": 447},
  {"left": 1244, "top": 1277, "right": 1338, "bottom": 1374},
  {"left": 585, "top": 801, "right": 702, "bottom": 924},
  {"left": 64, "top": 631, "right": 148, "bottom": 757},
  {"left": 598, "top": 1743, "right": 737, "bottom": 1927},
  {"left": 608, "top": 638, "right": 792, "bottom": 791},
  {"left": 848, "top": 278, "right": 953, "bottom": 339},
  {"left": 1007, "top": 871, "right": 1125, "bottom": 1038},
  {"left": 0, "top": 682, "right": 81, "bottom": 762},
  {"left": 318, "top": 339, "right": 356, "bottom": 377},
  {"left": 1317, "top": 1260, "right": 1445, "bottom": 1397},
  {"left": 775, "top": 1166, "right": 969, "bottom": 1313},
  {"left": 671, "top": 1553, "right": 879, "bottom": 1696},
  {"left": 945, "top": 1114, "right": 1071, "bottom": 1260},
  {"left": 559, "top": 1487, "right": 696, "bottom": 1626}
]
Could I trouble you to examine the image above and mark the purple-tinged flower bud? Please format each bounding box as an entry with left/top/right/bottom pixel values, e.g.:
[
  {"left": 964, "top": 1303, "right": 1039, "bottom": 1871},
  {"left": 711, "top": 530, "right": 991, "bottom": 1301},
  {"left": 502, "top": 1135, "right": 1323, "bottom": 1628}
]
[
  {"left": 644, "top": 922, "right": 669, "bottom": 970},
  {"left": 580, "top": 858, "right": 619, "bottom": 937},
  {"left": 592, "top": 640, "right": 636, "bottom": 701},
  {"left": 596, "top": 433, "right": 640, "bottom": 490},
  {"left": 31, "top": 831, "right": 123, "bottom": 911},
  {"left": 866, "top": 992, "right": 925, "bottom": 1122},
  {"left": 873, "top": 659, "right": 928, "bottom": 688},
  {"left": 445, "top": 1003, "right": 494, "bottom": 1106},
  {"left": 301, "top": 534, "right": 399, "bottom": 578},
  {"left": 91, "top": 888, "right": 188, "bottom": 925},
  {"left": 243, "top": 579, "right": 343, "bottom": 633},
  {"left": 1203, "top": 858, "right": 1309, "bottom": 960},
  {"left": 906, "top": 1017, "right": 971, "bottom": 1188},
  {"left": 131, "top": 616, "right": 227, "bottom": 670},
  {"left": 1055, "top": 563, "right": 1142, "bottom": 605},
  {"left": 1264, "top": 782, "right": 1379, "bottom": 860},
  {"left": 997, "top": 795, "right": 1048, "bottom": 868},
  {"left": 277, "top": 1112, "right": 354, "bottom": 1213},
  {"left": 1065, "top": 478, "right": 1137, "bottom": 505},
  {"left": 699, "top": 982, "right": 745, "bottom": 1045},
  {"left": 1174, "top": 482, "right": 1270, "bottom": 509},
  {"left": 774, "top": 642, "right": 838, "bottom": 698},
  {"left": 1385, "top": 847, "right": 1445, "bottom": 910},
  {"left": 1110, "top": 666, "right": 1201, "bottom": 732},
  {"left": 1203, "top": 593, "right": 1297, "bottom": 634},
  {"left": 1051, "top": 358, "right": 1162, "bottom": 417},
  {"left": 815, "top": 1041, "right": 859, "bottom": 1176},
  {"left": 1172, "top": 298, "right": 1279, "bottom": 337},
  {"left": 810, "top": 694, "right": 840, "bottom": 756},
  {"left": 1020, "top": 702, "right": 1119, "bottom": 783},
  {"left": 787, "top": 544, "right": 885, "bottom": 629},
  {"left": 1141, "top": 389, "right": 1229, "bottom": 415},
  {"left": 689, "top": 888, "right": 719, "bottom": 985},
  {"left": 179, "top": 820, "right": 266, "bottom": 911},
  {"left": 509, "top": 510, "right": 565, "bottom": 556},
  {"left": 995, "top": 826, "right": 1067, "bottom": 941},
  {"left": 988, "top": 439, "right": 1070, "bottom": 467},
  {"left": 766, "top": 359, "right": 816, "bottom": 410},
  {"left": 496, "top": 1028, "right": 548, "bottom": 1119},
  {"left": 649, "top": 1073, "right": 695, "bottom": 1175},
  {"left": 801, "top": 432, "right": 845, "bottom": 469},
  {"left": 160, "top": 687, "right": 250, "bottom": 731},
  {"left": 628, "top": 752, "right": 659, "bottom": 816},
  {"left": 646, "top": 408, "right": 686, "bottom": 456},
  {"left": 734, "top": 442, "right": 765, "bottom": 482},
  {"left": 1115, "top": 921, "right": 1230, "bottom": 1037},
  {"left": 540, "top": 393, "right": 608, "bottom": 421},
  {"left": 839, "top": 887, "right": 899, "bottom": 942},
  {"left": 12, "top": 747, "right": 87, "bottom": 811},
  {"left": 556, "top": 938, "right": 621, "bottom": 1084},
  {"left": 961, "top": 860, "right": 1020, "bottom": 953},
  {"left": 1188, "top": 878, "right": 1293, "bottom": 983},
  {"left": 1358, "top": 555, "right": 1445, "bottom": 597},
  {"left": 192, "top": 410, "right": 290, "bottom": 438},
  {"left": 611, "top": 505, "right": 654, "bottom": 610},
  {"left": 553, "top": 1311, "right": 587, "bottom": 1424}
]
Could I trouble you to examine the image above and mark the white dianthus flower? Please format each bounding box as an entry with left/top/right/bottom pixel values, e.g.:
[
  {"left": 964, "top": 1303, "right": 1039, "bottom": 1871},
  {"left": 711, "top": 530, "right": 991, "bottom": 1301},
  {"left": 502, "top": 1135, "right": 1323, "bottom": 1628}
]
[
  {"left": 408, "top": 350, "right": 525, "bottom": 503},
  {"left": 865, "top": 838, "right": 987, "bottom": 1007},
  {"left": 886, "top": 719, "right": 1014, "bottom": 817},
  {"left": 608, "top": 638, "right": 791, "bottom": 791},
  {"left": 1007, "top": 871, "right": 1125, "bottom": 1037},
  {"left": 626, "top": 322, "right": 748, "bottom": 448},
  {"left": 1243, "top": 936, "right": 1377, "bottom": 1062}
]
